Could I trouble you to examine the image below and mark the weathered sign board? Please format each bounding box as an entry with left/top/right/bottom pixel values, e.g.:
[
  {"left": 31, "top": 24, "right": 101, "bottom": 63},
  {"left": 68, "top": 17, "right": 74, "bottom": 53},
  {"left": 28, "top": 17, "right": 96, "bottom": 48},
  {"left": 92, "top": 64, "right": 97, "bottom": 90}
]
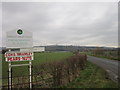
[
  {"left": 6, "top": 29, "right": 33, "bottom": 89},
  {"left": 5, "top": 52, "right": 33, "bottom": 62},
  {"left": 6, "top": 29, "right": 33, "bottom": 48}
]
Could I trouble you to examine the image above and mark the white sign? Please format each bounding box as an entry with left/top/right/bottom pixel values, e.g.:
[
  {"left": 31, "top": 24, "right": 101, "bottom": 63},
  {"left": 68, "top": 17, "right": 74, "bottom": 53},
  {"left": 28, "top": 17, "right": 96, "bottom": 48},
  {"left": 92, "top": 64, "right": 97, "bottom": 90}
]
[
  {"left": 6, "top": 29, "right": 33, "bottom": 48},
  {"left": 5, "top": 52, "right": 33, "bottom": 62},
  {"left": 20, "top": 48, "right": 33, "bottom": 52},
  {"left": 33, "top": 47, "right": 45, "bottom": 52},
  {"left": 6, "top": 29, "right": 33, "bottom": 89}
]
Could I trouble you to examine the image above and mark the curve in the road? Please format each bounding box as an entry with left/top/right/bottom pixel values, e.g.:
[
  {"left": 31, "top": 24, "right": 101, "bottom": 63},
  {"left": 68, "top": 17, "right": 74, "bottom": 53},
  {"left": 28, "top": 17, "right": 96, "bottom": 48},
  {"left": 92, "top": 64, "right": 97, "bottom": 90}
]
[{"left": 87, "top": 55, "right": 119, "bottom": 83}]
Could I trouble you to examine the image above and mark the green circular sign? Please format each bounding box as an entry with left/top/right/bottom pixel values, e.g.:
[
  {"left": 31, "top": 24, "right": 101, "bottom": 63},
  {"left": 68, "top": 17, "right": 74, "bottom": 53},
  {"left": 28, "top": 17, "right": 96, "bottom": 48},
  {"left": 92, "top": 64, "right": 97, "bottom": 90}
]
[{"left": 17, "top": 29, "right": 23, "bottom": 35}]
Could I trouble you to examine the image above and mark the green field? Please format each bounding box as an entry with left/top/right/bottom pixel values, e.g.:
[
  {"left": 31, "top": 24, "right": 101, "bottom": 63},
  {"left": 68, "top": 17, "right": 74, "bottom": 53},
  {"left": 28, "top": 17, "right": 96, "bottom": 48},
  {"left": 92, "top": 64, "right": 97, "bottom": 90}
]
[
  {"left": 2, "top": 52, "right": 73, "bottom": 87},
  {"left": 2, "top": 52, "right": 73, "bottom": 78},
  {"left": 80, "top": 50, "right": 119, "bottom": 61}
]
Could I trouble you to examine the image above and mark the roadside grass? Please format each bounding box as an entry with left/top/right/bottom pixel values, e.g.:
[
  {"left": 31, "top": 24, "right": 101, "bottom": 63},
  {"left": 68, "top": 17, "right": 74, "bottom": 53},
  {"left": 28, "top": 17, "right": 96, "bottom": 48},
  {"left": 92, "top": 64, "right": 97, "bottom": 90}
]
[{"left": 58, "top": 61, "right": 119, "bottom": 88}]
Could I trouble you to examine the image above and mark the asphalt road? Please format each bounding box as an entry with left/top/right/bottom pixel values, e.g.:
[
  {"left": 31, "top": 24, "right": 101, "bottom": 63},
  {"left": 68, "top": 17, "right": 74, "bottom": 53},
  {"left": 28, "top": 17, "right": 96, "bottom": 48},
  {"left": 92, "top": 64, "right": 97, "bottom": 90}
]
[{"left": 87, "top": 55, "right": 119, "bottom": 83}]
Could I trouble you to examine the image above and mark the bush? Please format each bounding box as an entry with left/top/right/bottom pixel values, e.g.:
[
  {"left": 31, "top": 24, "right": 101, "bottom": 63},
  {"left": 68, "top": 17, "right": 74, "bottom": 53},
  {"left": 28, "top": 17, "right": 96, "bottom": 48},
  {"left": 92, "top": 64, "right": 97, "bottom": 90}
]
[{"left": 93, "top": 48, "right": 105, "bottom": 55}]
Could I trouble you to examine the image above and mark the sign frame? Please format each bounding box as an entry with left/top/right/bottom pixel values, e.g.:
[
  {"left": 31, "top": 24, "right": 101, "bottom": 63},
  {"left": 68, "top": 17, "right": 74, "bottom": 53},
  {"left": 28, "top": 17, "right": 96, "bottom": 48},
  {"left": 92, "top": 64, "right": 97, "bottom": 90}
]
[{"left": 6, "top": 29, "right": 33, "bottom": 89}]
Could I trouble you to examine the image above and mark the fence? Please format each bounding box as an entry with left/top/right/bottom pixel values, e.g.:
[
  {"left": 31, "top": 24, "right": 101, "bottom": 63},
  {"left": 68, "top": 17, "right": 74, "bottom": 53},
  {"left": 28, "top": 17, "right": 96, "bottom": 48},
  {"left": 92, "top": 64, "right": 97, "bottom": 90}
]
[{"left": 2, "top": 54, "right": 87, "bottom": 88}]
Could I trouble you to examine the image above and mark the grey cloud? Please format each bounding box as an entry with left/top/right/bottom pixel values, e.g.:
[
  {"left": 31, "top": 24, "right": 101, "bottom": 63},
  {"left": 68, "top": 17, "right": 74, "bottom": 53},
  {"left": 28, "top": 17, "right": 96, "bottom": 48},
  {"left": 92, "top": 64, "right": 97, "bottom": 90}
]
[{"left": 2, "top": 2, "right": 118, "bottom": 47}]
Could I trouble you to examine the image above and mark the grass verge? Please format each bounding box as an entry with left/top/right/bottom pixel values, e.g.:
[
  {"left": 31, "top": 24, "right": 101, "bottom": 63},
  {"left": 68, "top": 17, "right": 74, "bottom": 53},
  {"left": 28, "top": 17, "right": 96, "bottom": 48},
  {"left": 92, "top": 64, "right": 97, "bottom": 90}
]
[{"left": 59, "top": 61, "right": 119, "bottom": 88}]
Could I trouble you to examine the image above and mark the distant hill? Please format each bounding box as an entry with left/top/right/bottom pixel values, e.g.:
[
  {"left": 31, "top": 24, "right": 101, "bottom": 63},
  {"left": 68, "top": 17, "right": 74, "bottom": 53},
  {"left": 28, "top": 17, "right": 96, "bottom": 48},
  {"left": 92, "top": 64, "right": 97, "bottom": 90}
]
[
  {"left": 1, "top": 45, "right": 118, "bottom": 52},
  {"left": 44, "top": 45, "right": 117, "bottom": 52}
]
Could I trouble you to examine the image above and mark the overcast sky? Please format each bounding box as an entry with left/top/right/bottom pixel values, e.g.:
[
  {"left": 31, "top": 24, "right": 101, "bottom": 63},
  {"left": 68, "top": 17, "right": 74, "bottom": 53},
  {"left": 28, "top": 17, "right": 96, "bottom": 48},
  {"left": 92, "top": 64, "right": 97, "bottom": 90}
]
[{"left": 2, "top": 2, "right": 118, "bottom": 47}]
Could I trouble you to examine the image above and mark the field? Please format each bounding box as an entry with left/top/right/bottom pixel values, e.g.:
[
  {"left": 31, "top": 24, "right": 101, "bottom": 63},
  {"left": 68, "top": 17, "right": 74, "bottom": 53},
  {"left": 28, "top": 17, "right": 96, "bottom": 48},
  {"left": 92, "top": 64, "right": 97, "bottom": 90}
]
[
  {"left": 80, "top": 50, "right": 119, "bottom": 61},
  {"left": 2, "top": 52, "right": 73, "bottom": 78},
  {"left": 2, "top": 52, "right": 74, "bottom": 87}
]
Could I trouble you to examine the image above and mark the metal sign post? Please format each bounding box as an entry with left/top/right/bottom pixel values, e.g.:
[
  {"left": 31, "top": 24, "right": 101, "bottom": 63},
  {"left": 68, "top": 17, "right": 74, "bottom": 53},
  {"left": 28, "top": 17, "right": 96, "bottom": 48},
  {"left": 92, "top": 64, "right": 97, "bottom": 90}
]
[
  {"left": 5, "top": 51, "right": 33, "bottom": 89},
  {"left": 5, "top": 29, "right": 33, "bottom": 89},
  {"left": 8, "top": 61, "right": 11, "bottom": 90},
  {"left": 29, "top": 61, "right": 32, "bottom": 89},
  {"left": 7, "top": 62, "right": 32, "bottom": 89},
  {"left": 8, "top": 49, "right": 12, "bottom": 90}
]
